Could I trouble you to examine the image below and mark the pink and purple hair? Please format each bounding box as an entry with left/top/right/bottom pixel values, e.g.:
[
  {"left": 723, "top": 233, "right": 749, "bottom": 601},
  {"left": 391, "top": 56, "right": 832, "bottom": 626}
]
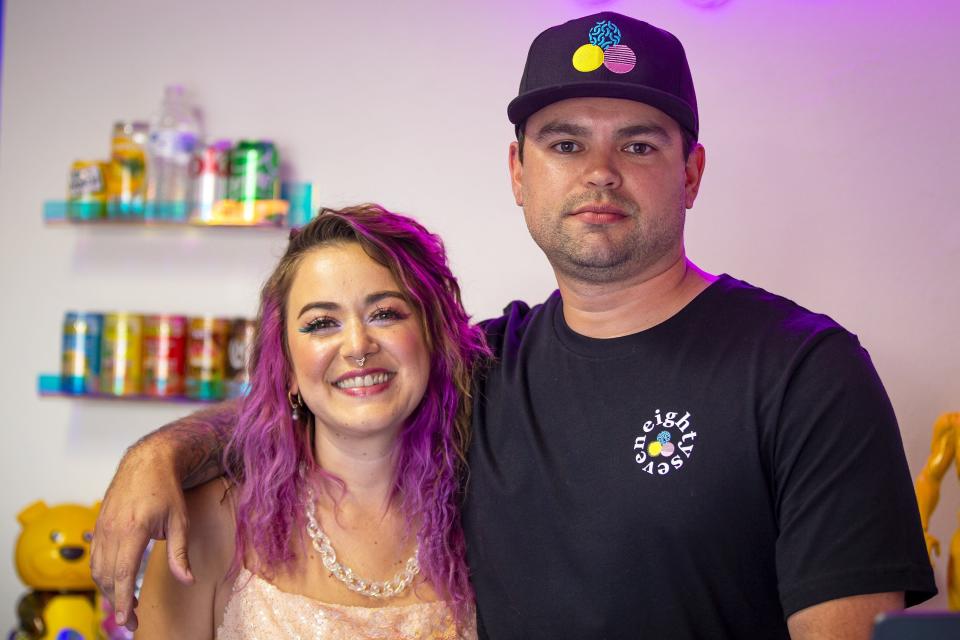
[{"left": 222, "top": 204, "right": 489, "bottom": 616}]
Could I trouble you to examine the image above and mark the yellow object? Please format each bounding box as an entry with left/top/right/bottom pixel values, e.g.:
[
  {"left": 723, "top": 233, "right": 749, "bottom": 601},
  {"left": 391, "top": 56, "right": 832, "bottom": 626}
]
[
  {"left": 108, "top": 122, "right": 147, "bottom": 208},
  {"left": 203, "top": 198, "right": 289, "bottom": 226},
  {"left": 14, "top": 500, "right": 102, "bottom": 639},
  {"left": 914, "top": 412, "right": 960, "bottom": 610},
  {"left": 648, "top": 441, "right": 663, "bottom": 457},
  {"left": 572, "top": 44, "right": 604, "bottom": 72}
]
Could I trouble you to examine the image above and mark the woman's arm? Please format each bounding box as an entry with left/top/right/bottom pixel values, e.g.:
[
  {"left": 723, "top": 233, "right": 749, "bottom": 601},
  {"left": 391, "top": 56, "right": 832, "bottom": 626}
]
[{"left": 134, "top": 478, "right": 235, "bottom": 640}]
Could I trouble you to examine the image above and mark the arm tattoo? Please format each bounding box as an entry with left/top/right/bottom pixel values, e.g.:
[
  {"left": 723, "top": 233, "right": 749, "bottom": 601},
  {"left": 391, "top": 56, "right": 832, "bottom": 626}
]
[{"left": 134, "top": 398, "right": 241, "bottom": 490}]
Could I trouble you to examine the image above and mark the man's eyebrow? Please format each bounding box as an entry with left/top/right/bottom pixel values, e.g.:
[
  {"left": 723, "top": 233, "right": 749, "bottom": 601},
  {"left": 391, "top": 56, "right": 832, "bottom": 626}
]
[
  {"left": 297, "top": 291, "right": 407, "bottom": 319},
  {"left": 532, "top": 121, "right": 673, "bottom": 144},
  {"left": 616, "top": 124, "right": 672, "bottom": 142},
  {"left": 533, "top": 121, "right": 591, "bottom": 142}
]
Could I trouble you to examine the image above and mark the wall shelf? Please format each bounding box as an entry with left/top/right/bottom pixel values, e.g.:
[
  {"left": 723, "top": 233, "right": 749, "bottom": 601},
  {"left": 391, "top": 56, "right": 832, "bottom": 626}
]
[
  {"left": 43, "top": 200, "right": 291, "bottom": 229},
  {"left": 37, "top": 374, "right": 222, "bottom": 404}
]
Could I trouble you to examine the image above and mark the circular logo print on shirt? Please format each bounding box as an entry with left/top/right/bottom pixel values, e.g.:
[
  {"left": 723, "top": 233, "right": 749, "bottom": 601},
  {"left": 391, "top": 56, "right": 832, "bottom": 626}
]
[{"left": 633, "top": 410, "right": 696, "bottom": 476}]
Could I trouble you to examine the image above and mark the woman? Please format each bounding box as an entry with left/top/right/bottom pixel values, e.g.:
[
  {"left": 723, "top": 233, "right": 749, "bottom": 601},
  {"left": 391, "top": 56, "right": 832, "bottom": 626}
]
[{"left": 135, "top": 205, "right": 488, "bottom": 639}]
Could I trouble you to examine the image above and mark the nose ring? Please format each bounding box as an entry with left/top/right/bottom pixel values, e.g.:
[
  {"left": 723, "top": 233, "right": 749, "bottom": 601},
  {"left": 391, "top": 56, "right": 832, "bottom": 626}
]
[{"left": 355, "top": 355, "right": 367, "bottom": 367}]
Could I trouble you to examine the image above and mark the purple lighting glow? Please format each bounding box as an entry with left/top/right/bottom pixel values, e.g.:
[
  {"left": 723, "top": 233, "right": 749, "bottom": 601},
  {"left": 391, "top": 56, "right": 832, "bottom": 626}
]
[{"left": 683, "top": 0, "right": 732, "bottom": 8}]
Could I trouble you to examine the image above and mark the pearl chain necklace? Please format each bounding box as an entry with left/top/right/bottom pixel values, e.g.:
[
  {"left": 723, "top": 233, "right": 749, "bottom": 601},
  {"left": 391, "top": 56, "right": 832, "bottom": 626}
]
[{"left": 304, "top": 486, "right": 420, "bottom": 599}]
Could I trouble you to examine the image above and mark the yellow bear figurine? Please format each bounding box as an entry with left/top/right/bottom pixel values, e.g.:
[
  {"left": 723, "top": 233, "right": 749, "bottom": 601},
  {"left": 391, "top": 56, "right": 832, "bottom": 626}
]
[{"left": 13, "top": 500, "right": 101, "bottom": 640}]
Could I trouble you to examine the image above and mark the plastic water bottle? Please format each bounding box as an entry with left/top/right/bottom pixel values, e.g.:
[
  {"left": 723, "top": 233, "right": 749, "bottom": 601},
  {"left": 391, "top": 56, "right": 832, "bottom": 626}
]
[{"left": 145, "top": 85, "right": 203, "bottom": 220}]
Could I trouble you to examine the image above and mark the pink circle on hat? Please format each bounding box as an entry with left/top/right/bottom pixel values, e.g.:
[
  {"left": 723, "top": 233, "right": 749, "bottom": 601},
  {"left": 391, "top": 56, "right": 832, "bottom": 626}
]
[{"left": 603, "top": 45, "right": 636, "bottom": 74}]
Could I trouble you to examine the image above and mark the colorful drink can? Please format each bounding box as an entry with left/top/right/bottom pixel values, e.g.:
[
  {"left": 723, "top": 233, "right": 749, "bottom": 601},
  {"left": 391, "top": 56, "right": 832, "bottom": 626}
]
[
  {"left": 186, "top": 316, "right": 230, "bottom": 400},
  {"left": 61, "top": 312, "right": 103, "bottom": 395},
  {"left": 227, "top": 140, "right": 280, "bottom": 202},
  {"left": 143, "top": 315, "right": 187, "bottom": 397},
  {"left": 68, "top": 160, "right": 109, "bottom": 220},
  {"left": 99, "top": 313, "right": 143, "bottom": 396},
  {"left": 190, "top": 140, "right": 232, "bottom": 223},
  {"left": 108, "top": 121, "right": 149, "bottom": 218},
  {"left": 225, "top": 318, "right": 256, "bottom": 398}
]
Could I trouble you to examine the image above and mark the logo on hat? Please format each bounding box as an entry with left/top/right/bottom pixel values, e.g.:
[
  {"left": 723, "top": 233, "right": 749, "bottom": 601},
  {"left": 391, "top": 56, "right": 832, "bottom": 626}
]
[{"left": 572, "top": 20, "right": 637, "bottom": 75}]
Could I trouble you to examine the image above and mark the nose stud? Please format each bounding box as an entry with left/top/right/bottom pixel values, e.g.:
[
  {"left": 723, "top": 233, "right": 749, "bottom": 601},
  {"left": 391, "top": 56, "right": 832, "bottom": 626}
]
[{"left": 355, "top": 355, "right": 367, "bottom": 367}]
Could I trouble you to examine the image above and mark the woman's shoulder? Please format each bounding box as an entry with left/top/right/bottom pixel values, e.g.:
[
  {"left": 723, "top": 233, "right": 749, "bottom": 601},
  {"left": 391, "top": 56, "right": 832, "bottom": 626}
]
[
  {"left": 184, "top": 477, "right": 236, "bottom": 576},
  {"left": 186, "top": 476, "right": 235, "bottom": 525},
  {"left": 135, "top": 478, "right": 238, "bottom": 638}
]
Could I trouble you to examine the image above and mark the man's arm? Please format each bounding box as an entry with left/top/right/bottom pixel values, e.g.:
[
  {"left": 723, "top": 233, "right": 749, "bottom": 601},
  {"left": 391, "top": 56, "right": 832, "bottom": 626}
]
[
  {"left": 786, "top": 592, "right": 903, "bottom": 640},
  {"left": 773, "top": 332, "right": 935, "bottom": 632},
  {"left": 91, "top": 398, "right": 241, "bottom": 631}
]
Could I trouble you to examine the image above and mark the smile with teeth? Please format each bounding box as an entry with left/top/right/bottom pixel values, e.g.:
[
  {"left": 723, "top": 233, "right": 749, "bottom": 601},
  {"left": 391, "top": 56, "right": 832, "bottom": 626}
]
[{"left": 334, "top": 372, "right": 394, "bottom": 389}]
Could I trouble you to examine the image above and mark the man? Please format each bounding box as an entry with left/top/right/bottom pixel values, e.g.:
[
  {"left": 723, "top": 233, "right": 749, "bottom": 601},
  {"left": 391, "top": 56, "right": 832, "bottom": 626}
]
[{"left": 91, "top": 13, "right": 935, "bottom": 639}]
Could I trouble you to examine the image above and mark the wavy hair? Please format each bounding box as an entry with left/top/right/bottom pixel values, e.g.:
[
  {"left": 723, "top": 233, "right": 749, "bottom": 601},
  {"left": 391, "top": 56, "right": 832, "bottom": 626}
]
[{"left": 222, "top": 204, "right": 489, "bottom": 616}]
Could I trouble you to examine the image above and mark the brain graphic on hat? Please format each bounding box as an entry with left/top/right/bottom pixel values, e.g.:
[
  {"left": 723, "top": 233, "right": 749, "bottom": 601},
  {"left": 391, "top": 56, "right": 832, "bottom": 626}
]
[
  {"left": 572, "top": 20, "right": 637, "bottom": 75},
  {"left": 588, "top": 20, "right": 621, "bottom": 49}
]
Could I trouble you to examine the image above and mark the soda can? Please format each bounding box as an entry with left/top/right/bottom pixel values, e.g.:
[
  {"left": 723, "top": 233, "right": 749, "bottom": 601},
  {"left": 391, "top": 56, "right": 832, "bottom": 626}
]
[
  {"left": 99, "top": 313, "right": 143, "bottom": 396},
  {"left": 225, "top": 318, "right": 256, "bottom": 398},
  {"left": 190, "top": 140, "right": 232, "bottom": 223},
  {"left": 143, "top": 315, "right": 187, "bottom": 397},
  {"left": 61, "top": 312, "right": 103, "bottom": 395},
  {"left": 108, "top": 121, "right": 149, "bottom": 218},
  {"left": 186, "top": 316, "right": 230, "bottom": 400},
  {"left": 68, "top": 160, "right": 109, "bottom": 220},
  {"left": 227, "top": 140, "right": 280, "bottom": 202}
]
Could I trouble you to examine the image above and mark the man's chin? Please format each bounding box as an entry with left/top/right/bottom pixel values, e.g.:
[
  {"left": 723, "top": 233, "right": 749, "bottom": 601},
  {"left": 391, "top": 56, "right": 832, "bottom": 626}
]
[{"left": 551, "top": 253, "right": 639, "bottom": 284}]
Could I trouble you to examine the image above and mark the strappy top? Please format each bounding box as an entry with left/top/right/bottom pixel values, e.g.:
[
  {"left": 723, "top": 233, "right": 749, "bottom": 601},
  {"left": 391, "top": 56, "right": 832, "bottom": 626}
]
[{"left": 216, "top": 568, "right": 476, "bottom": 639}]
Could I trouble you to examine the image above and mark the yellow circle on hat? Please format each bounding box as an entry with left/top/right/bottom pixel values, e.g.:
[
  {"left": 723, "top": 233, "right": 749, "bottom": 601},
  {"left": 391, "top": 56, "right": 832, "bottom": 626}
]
[
  {"left": 648, "top": 441, "right": 663, "bottom": 457},
  {"left": 572, "top": 44, "right": 604, "bottom": 72}
]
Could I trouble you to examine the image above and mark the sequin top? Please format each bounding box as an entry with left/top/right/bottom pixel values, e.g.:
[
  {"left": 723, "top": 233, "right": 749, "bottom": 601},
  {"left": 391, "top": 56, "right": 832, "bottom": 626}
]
[{"left": 216, "top": 568, "right": 477, "bottom": 639}]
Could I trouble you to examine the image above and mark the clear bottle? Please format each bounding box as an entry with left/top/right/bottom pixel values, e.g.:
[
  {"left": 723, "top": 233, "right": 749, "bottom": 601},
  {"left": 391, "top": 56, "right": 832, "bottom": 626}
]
[{"left": 145, "top": 85, "right": 203, "bottom": 221}]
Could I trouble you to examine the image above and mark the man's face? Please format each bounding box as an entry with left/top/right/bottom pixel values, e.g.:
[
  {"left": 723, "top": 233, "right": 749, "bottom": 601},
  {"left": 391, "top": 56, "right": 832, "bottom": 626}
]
[{"left": 509, "top": 97, "right": 704, "bottom": 285}]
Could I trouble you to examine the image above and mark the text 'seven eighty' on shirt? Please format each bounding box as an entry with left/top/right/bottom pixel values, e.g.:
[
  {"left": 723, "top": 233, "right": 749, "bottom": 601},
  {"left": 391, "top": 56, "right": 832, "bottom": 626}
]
[{"left": 464, "top": 275, "right": 935, "bottom": 640}]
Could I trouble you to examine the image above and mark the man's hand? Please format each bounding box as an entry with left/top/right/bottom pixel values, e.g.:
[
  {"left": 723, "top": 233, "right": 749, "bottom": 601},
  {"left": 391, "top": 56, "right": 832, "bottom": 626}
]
[
  {"left": 91, "top": 399, "right": 238, "bottom": 631},
  {"left": 91, "top": 442, "right": 194, "bottom": 632}
]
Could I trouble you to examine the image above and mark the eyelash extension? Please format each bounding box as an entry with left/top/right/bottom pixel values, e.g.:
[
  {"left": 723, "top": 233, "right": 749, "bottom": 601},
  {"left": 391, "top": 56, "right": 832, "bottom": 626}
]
[
  {"left": 298, "top": 316, "right": 336, "bottom": 334},
  {"left": 371, "top": 305, "right": 408, "bottom": 322},
  {"left": 298, "top": 306, "right": 409, "bottom": 334}
]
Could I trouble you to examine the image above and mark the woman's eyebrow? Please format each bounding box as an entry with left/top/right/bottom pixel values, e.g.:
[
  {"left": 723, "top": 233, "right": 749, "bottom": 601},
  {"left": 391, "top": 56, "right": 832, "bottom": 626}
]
[
  {"left": 366, "top": 291, "right": 407, "bottom": 305},
  {"left": 297, "top": 291, "right": 407, "bottom": 318},
  {"left": 297, "top": 301, "right": 338, "bottom": 318}
]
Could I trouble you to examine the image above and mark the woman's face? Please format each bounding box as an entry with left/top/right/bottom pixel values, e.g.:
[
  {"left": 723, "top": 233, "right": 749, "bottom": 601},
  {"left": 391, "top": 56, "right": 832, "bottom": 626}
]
[{"left": 285, "top": 242, "right": 431, "bottom": 443}]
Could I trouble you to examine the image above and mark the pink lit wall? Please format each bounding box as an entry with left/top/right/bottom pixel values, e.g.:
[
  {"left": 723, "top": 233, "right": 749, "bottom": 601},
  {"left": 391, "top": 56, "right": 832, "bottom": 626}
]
[{"left": 0, "top": 0, "right": 957, "bottom": 620}]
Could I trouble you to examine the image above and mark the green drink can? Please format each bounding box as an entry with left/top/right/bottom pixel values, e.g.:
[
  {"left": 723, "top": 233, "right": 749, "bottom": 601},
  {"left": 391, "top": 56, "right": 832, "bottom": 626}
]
[{"left": 227, "top": 140, "right": 280, "bottom": 201}]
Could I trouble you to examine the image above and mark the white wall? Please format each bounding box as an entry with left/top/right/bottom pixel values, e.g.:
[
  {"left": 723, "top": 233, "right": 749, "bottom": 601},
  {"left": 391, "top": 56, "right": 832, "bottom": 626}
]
[{"left": 1, "top": 0, "right": 957, "bottom": 624}]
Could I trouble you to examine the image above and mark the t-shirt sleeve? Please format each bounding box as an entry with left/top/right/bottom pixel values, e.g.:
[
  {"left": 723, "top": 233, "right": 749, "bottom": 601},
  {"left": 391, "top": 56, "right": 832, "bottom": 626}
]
[{"left": 772, "top": 330, "right": 936, "bottom": 617}]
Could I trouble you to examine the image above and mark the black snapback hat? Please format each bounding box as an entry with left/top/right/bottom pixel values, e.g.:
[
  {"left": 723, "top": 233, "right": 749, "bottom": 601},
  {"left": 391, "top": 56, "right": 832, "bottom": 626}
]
[{"left": 507, "top": 13, "right": 699, "bottom": 140}]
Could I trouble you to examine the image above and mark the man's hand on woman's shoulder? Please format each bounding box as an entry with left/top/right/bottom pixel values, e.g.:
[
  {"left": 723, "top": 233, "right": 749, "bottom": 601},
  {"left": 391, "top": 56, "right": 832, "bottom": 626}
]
[{"left": 91, "top": 438, "right": 193, "bottom": 632}]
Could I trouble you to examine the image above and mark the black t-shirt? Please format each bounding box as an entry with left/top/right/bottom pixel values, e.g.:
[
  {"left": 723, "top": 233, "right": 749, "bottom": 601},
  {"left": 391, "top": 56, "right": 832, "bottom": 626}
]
[{"left": 463, "top": 275, "right": 935, "bottom": 639}]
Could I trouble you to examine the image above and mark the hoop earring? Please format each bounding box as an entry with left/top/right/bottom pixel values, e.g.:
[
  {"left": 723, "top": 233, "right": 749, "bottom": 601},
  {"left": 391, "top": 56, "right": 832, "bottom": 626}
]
[{"left": 288, "top": 391, "right": 304, "bottom": 421}]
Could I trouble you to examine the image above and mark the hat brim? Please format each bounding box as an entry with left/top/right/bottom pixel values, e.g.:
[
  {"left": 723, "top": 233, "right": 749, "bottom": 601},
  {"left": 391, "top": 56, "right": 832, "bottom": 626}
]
[{"left": 507, "top": 82, "right": 698, "bottom": 140}]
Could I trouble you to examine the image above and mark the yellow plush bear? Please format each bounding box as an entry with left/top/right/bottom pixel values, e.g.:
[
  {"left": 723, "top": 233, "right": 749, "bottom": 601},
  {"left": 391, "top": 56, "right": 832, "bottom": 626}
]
[{"left": 13, "top": 500, "right": 101, "bottom": 640}]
